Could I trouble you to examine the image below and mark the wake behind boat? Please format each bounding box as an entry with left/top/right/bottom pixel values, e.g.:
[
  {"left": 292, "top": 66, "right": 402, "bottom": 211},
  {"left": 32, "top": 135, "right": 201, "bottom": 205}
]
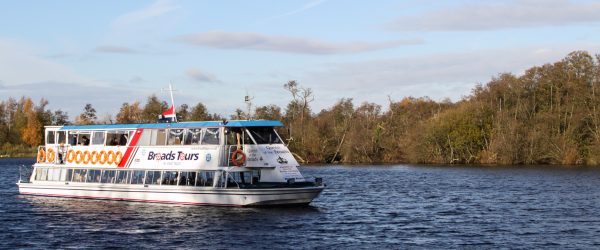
[{"left": 17, "top": 119, "right": 325, "bottom": 206}]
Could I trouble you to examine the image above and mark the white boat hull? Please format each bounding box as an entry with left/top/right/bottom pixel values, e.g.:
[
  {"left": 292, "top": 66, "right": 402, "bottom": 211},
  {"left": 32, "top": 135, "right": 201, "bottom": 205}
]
[{"left": 17, "top": 182, "right": 324, "bottom": 206}]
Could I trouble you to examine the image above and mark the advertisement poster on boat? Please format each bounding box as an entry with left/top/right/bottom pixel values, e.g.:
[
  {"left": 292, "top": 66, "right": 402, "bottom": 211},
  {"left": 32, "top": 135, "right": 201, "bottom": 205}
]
[
  {"left": 128, "top": 146, "right": 220, "bottom": 169},
  {"left": 245, "top": 144, "right": 305, "bottom": 181}
]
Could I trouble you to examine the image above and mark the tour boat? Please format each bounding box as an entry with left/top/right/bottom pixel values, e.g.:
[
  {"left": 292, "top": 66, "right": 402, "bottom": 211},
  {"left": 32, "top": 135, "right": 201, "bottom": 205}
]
[{"left": 17, "top": 119, "right": 325, "bottom": 206}]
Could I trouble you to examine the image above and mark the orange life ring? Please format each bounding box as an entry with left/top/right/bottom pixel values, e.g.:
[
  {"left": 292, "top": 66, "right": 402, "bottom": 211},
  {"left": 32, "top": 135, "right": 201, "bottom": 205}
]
[
  {"left": 82, "top": 151, "right": 91, "bottom": 164},
  {"left": 66, "top": 150, "right": 75, "bottom": 163},
  {"left": 106, "top": 151, "right": 115, "bottom": 165},
  {"left": 114, "top": 151, "right": 123, "bottom": 165},
  {"left": 98, "top": 150, "right": 107, "bottom": 165},
  {"left": 37, "top": 149, "right": 46, "bottom": 163},
  {"left": 46, "top": 148, "right": 55, "bottom": 163},
  {"left": 90, "top": 151, "right": 99, "bottom": 165},
  {"left": 75, "top": 150, "right": 83, "bottom": 164},
  {"left": 231, "top": 149, "right": 246, "bottom": 167}
]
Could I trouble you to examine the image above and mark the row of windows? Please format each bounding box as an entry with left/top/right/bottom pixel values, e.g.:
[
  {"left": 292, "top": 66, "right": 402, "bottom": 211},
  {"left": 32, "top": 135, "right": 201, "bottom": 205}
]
[
  {"left": 46, "top": 127, "right": 283, "bottom": 147},
  {"left": 46, "top": 130, "right": 132, "bottom": 146},
  {"left": 34, "top": 168, "right": 219, "bottom": 187}
]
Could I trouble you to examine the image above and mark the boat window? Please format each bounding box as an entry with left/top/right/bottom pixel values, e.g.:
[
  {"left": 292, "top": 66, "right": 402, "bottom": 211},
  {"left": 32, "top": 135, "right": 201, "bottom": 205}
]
[
  {"left": 91, "top": 131, "right": 105, "bottom": 145},
  {"left": 202, "top": 128, "right": 220, "bottom": 145},
  {"left": 57, "top": 131, "right": 67, "bottom": 144},
  {"left": 162, "top": 171, "right": 178, "bottom": 185},
  {"left": 46, "top": 131, "right": 56, "bottom": 145},
  {"left": 40, "top": 168, "right": 48, "bottom": 181},
  {"left": 155, "top": 130, "right": 166, "bottom": 146},
  {"left": 115, "top": 170, "right": 130, "bottom": 184},
  {"left": 184, "top": 129, "right": 202, "bottom": 145},
  {"left": 77, "top": 133, "right": 91, "bottom": 146},
  {"left": 228, "top": 171, "right": 252, "bottom": 186},
  {"left": 48, "top": 168, "right": 61, "bottom": 181},
  {"left": 196, "top": 171, "right": 214, "bottom": 186},
  {"left": 101, "top": 170, "right": 116, "bottom": 183},
  {"left": 72, "top": 169, "right": 87, "bottom": 182},
  {"left": 225, "top": 128, "right": 254, "bottom": 145},
  {"left": 106, "top": 131, "right": 130, "bottom": 146},
  {"left": 167, "top": 129, "right": 184, "bottom": 145},
  {"left": 87, "top": 169, "right": 101, "bottom": 183},
  {"left": 130, "top": 170, "right": 145, "bottom": 184},
  {"left": 64, "top": 169, "right": 73, "bottom": 182},
  {"left": 68, "top": 132, "right": 77, "bottom": 145},
  {"left": 179, "top": 171, "right": 196, "bottom": 186},
  {"left": 247, "top": 127, "right": 282, "bottom": 144},
  {"left": 136, "top": 130, "right": 151, "bottom": 146},
  {"left": 34, "top": 168, "right": 43, "bottom": 181},
  {"left": 145, "top": 171, "right": 162, "bottom": 185}
]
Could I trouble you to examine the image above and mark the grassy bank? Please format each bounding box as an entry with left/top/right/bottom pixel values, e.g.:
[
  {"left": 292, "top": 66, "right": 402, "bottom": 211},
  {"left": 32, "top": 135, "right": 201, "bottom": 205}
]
[{"left": 0, "top": 144, "right": 37, "bottom": 158}]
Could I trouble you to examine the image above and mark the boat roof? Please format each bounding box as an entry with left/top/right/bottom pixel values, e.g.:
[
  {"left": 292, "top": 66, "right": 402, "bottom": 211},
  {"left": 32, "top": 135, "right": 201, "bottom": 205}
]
[{"left": 58, "top": 120, "right": 283, "bottom": 131}]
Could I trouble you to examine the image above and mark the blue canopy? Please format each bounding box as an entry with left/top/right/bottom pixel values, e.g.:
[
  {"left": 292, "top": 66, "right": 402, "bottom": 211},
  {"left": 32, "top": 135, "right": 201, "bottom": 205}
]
[{"left": 59, "top": 120, "right": 283, "bottom": 131}]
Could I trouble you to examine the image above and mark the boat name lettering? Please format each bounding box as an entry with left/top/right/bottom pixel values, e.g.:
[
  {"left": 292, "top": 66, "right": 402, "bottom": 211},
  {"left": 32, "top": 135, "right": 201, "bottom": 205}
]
[{"left": 147, "top": 151, "right": 200, "bottom": 161}]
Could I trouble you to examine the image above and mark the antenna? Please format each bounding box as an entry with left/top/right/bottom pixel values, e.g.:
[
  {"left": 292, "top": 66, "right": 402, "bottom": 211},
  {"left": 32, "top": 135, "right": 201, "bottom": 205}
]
[
  {"left": 161, "top": 83, "right": 178, "bottom": 122},
  {"left": 244, "top": 90, "right": 254, "bottom": 120}
]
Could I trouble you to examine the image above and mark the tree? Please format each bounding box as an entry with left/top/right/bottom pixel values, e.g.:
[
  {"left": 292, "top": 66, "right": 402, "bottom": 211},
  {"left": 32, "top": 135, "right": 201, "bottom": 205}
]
[
  {"left": 75, "top": 103, "right": 97, "bottom": 125},
  {"left": 116, "top": 102, "right": 143, "bottom": 124},
  {"left": 142, "top": 95, "right": 167, "bottom": 123},
  {"left": 177, "top": 104, "right": 190, "bottom": 121},
  {"left": 20, "top": 98, "right": 42, "bottom": 146},
  {"left": 52, "top": 110, "right": 70, "bottom": 125},
  {"left": 189, "top": 102, "right": 211, "bottom": 121},
  {"left": 254, "top": 105, "right": 282, "bottom": 120}
]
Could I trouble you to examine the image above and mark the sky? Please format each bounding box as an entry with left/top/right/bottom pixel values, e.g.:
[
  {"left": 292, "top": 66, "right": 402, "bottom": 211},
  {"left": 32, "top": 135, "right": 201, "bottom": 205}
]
[{"left": 1, "top": 0, "right": 600, "bottom": 120}]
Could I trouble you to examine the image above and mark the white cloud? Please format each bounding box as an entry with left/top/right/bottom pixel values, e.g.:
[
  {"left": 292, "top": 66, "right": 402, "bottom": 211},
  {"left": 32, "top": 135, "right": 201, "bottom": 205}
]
[
  {"left": 0, "top": 39, "right": 93, "bottom": 86},
  {"left": 176, "top": 30, "right": 423, "bottom": 54},
  {"left": 94, "top": 45, "right": 138, "bottom": 54},
  {"left": 186, "top": 68, "right": 220, "bottom": 83},
  {"left": 388, "top": 0, "right": 600, "bottom": 31},
  {"left": 112, "top": 0, "right": 181, "bottom": 28},
  {"left": 262, "top": 0, "right": 328, "bottom": 22}
]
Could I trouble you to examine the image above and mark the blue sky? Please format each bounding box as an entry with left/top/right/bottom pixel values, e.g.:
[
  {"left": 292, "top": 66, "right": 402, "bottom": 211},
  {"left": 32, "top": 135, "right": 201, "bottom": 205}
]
[{"left": 1, "top": 0, "right": 600, "bottom": 120}]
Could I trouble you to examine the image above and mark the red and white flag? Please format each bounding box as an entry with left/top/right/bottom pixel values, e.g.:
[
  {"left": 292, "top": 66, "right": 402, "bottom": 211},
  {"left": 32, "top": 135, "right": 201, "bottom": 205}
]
[{"left": 162, "top": 105, "right": 175, "bottom": 118}]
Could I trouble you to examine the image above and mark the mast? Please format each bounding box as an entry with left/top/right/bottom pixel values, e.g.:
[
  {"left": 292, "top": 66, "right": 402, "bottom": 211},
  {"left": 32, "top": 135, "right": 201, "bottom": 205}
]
[{"left": 163, "top": 83, "right": 178, "bottom": 122}]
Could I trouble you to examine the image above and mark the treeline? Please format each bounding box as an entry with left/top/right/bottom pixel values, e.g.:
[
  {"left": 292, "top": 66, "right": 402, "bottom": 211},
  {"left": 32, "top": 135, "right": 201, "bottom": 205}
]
[{"left": 2, "top": 51, "right": 600, "bottom": 165}]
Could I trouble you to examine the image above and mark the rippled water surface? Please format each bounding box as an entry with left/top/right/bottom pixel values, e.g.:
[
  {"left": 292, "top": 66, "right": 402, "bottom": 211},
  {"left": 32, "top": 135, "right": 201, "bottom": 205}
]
[{"left": 2, "top": 158, "right": 600, "bottom": 248}]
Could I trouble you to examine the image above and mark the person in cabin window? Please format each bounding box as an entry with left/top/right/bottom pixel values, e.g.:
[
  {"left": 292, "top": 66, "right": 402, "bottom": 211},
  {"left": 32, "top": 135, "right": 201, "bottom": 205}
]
[
  {"left": 81, "top": 136, "right": 90, "bottom": 146},
  {"left": 109, "top": 137, "right": 118, "bottom": 146},
  {"left": 119, "top": 134, "right": 128, "bottom": 146}
]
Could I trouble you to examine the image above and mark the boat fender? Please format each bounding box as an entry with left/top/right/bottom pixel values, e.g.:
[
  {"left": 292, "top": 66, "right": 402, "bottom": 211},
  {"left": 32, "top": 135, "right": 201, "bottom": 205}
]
[
  {"left": 82, "top": 151, "right": 91, "bottom": 164},
  {"left": 114, "top": 151, "right": 123, "bottom": 165},
  {"left": 46, "top": 148, "right": 55, "bottom": 163},
  {"left": 98, "top": 150, "right": 107, "bottom": 165},
  {"left": 37, "top": 149, "right": 46, "bottom": 163},
  {"left": 106, "top": 151, "right": 115, "bottom": 165},
  {"left": 75, "top": 150, "right": 83, "bottom": 164},
  {"left": 90, "top": 151, "right": 99, "bottom": 165},
  {"left": 231, "top": 149, "right": 246, "bottom": 167},
  {"left": 66, "top": 150, "right": 75, "bottom": 163}
]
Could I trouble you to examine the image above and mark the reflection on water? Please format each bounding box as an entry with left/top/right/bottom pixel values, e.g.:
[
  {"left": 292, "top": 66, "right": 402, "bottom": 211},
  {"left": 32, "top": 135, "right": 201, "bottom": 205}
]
[{"left": 3, "top": 158, "right": 600, "bottom": 248}]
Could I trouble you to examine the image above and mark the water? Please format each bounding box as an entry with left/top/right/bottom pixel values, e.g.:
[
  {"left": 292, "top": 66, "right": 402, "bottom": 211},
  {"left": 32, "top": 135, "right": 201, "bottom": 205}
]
[{"left": 2, "top": 158, "right": 600, "bottom": 249}]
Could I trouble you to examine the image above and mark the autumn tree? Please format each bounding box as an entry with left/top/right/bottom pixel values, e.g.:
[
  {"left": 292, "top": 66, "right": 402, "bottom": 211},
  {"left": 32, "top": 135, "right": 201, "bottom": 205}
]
[
  {"left": 20, "top": 98, "right": 42, "bottom": 146},
  {"left": 116, "top": 102, "right": 143, "bottom": 124}
]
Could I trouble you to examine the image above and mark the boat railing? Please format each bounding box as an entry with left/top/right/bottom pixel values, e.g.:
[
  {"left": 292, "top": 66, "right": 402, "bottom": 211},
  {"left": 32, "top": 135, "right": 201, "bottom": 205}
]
[
  {"left": 18, "top": 164, "right": 33, "bottom": 183},
  {"left": 224, "top": 145, "right": 246, "bottom": 167},
  {"left": 39, "top": 144, "right": 71, "bottom": 164}
]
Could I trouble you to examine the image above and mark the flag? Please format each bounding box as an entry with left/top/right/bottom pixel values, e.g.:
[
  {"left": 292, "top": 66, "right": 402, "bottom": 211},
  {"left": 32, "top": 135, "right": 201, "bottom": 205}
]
[{"left": 162, "top": 105, "right": 175, "bottom": 118}]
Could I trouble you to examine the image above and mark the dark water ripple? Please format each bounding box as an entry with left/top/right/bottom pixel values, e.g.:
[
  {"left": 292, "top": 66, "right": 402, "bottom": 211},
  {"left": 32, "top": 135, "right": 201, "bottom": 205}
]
[{"left": 2, "top": 158, "right": 600, "bottom": 249}]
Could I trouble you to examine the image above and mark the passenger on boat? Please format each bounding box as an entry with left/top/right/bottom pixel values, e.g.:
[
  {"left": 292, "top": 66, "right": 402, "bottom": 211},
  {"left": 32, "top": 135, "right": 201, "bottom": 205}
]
[
  {"left": 119, "top": 134, "right": 128, "bottom": 146},
  {"left": 81, "top": 136, "right": 90, "bottom": 146},
  {"left": 109, "top": 137, "right": 118, "bottom": 146}
]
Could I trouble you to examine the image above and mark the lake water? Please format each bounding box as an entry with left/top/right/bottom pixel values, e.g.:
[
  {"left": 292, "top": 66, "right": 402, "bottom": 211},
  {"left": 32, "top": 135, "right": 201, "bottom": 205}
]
[{"left": 2, "top": 158, "right": 600, "bottom": 249}]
